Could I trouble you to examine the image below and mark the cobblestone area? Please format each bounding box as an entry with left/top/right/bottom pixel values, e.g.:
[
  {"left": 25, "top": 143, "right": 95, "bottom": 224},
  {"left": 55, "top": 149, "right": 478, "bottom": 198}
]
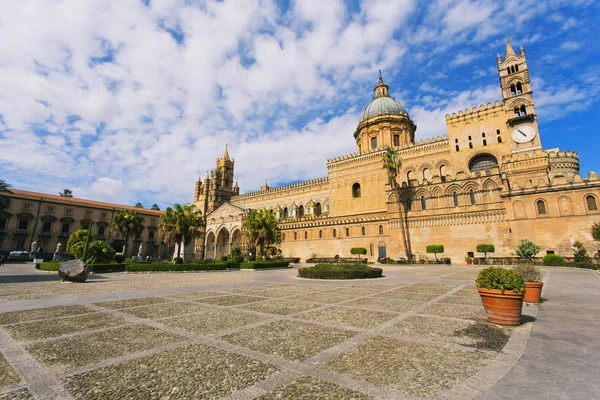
[{"left": 0, "top": 264, "right": 539, "bottom": 399}]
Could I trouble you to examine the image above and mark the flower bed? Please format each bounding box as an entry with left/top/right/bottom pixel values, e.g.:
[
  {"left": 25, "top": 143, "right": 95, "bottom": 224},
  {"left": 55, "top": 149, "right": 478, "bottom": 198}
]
[{"left": 298, "top": 264, "right": 383, "bottom": 279}]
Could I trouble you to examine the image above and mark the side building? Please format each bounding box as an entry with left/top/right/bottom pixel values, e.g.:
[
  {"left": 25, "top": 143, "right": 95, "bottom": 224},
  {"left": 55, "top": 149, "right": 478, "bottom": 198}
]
[
  {"left": 195, "top": 40, "right": 600, "bottom": 262},
  {"left": 0, "top": 189, "right": 169, "bottom": 259}
]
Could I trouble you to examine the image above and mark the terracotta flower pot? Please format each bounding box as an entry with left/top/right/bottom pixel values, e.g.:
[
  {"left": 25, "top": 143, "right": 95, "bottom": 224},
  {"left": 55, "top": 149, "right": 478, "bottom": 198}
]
[
  {"left": 524, "top": 281, "right": 543, "bottom": 303},
  {"left": 477, "top": 288, "right": 524, "bottom": 326}
]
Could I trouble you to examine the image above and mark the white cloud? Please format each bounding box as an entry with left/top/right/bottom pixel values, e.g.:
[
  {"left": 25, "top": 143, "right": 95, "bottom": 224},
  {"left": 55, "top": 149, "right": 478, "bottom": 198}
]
[{"left": 559, "top": 41, "right": 582, "bottom": 51}]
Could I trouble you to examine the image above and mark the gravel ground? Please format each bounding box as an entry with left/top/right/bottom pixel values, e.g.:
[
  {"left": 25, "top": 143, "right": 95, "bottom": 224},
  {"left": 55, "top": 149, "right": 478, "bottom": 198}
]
[
  {"left": 343, "top": 297, "right": 423, "bottom": 313},
  {"left": 0, "top": 284, "right": 55, "bottom": 302},
  {"left": 420, "top": 303, "right": 488, "bottom": 321},
  {"left": 0, "top": 305, "right": 95, "bottom": 325},
  {"left": 235, "top": 299, "right": 321, "bottom": 315},
  {"left": 453, "top": 286, "right": 479, "bottom": 297},
  {"left": 443, "top": 270, "right": 481, "bottom": 280},
  {"left": 420, "top": 268, "right": 466, "bottom": 277},
  {"left": 256, "top": 376, "right": 374, "bottom": 399},
  {"left": 118, "top": 301, "right": 209, "bottom": 320},
  {"left": 26, "top": 324, "right": 187, "bottom": 370},
  {"left": 289, "top": 292, "right": 358, "bottom": 304},
  {"left": 0, "top": 352, "right": 19, "bottom": 387},
  {"left": 299, "top": 307, "right": 397, "bottom": 330},
  {"left": 195, "top": 294, "right": 267, "bottom": 306},
  {"left": 324, "top": 336, "right": 489, "bottom": 398},
  {"left": 401, "top": 283, "right": 460, "bottom": 294},
  {"left": 233, "top": 284, "right": 336, "bottom": 298},
  {"left": 372, "top": 291, "right": 439, "bottom": 302},
  {"left": 385, "top": 316, "right": 512, "bottom": 351},
  {"left": 161, "top": 309, "right": 266, "bottom": 335},
  {"left": 3, "top": 313, "right": 127, "bottom": 341},
  {"left": 440, "top": 293, "right": 483, "bottom": 306},
  {"left": 222, "top": 320, "right": 357, "bottom": 361},
  {"left": 62, "top": 343, "right": 279, "bottom": 399},
  {"left": 331, "top": 285, "right": 401, "bottom": 295},
  {"left": 94, "top": 297, "right": 170, "bottom": 309},
  {"left": 0, "top": 389, "right": 33, "bottom": 400},
  {"left": 168, "top": 291, "right": 228, "bottom": 301}
]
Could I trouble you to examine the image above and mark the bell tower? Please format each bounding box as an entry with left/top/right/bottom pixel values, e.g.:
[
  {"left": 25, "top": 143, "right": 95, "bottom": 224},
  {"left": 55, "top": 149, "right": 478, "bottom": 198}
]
[
  {"left": 193, "top": 145, "right": 237, "bottom": 216},
  {"left": 497, "top": 39, "right": 542, "bottom": 152}
]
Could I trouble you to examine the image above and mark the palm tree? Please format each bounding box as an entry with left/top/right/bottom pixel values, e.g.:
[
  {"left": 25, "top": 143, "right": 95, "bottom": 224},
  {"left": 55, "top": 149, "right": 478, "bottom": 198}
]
[
  {"left": 0, "top": 180, "right": 13, "bottom": 212},
  {"left": 159, "top": 203, "right": 204, "bottom": 262},
  {"left": 242, "top": 209, "right": 280, "bottom": 260},
  {"left": 382, "top": 147, "right": 411, "bottom": 260},
  {"left": 151, "top": 204, "right": 160, "bottom": 210},
  {"left": 59, "top": 189, "right": 73, "bottom": 197},
  {"left": 112, "top": 209, "right": 145, "bottom": 255},
  {"left": 134, "top": 202, "right": 144, "bottom": 208}
]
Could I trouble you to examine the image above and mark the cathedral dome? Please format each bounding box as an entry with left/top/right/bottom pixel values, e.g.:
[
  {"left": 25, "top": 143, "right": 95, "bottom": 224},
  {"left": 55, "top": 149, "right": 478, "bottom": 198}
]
[{"left": 358, "top": 74, "right": 408, "bottom": 125}]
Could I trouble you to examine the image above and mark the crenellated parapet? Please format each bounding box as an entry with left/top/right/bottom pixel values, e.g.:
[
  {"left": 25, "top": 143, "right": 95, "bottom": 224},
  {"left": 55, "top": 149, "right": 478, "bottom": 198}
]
[
  {"left": 399, "top": 135, "right": 449, "bottom": 158},
  {"left": 445, "top": 101, "right": 503, "bottom": 123},
  {"left": 547, "top": 149, "right": 580, "bottom": 174},
  {"left": 233, "top": 177, "right": 329, "bottom": 200}
]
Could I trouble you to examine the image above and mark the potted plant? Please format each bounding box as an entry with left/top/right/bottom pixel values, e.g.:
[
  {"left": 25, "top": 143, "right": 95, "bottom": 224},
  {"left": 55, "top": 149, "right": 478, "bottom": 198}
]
[
  {"left": 465, "top": 256, "right": 473, "bottom": 266},
  {"left": 475, "top": 267, "right": 525, "bottom": 325},
  {"left": 513, "top": 264, "right": 543, "bottom": 303}
]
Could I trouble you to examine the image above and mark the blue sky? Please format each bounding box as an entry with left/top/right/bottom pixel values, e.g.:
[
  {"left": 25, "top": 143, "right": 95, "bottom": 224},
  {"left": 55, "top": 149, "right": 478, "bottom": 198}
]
[{"left": 0, "top": 0, "right": 598, "bottom": 209}]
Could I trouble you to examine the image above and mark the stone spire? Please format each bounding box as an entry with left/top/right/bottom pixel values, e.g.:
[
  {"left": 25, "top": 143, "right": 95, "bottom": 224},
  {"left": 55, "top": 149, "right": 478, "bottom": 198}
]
[
  {"left": 505, "top": 37, "right": 516, "bottom": 58},
  {"left": 373, "top": 70, "right": 389, "bottom": 99},
  {"left": 222, "top": 144, "right": 230, "bottom": 161}
]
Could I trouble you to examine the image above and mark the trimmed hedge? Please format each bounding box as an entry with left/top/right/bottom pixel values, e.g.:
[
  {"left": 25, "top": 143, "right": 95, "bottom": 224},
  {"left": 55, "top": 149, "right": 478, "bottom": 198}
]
[
  {"left": 240, "top": 261, "right": 290, "bottom": 269},
  {"left": 282, "top": 257, "right": 300, "bottom": 263},
  {"left": 125, "top": 261, "right": 239, "bottom": 272},
  {"left": 543, "top": 261, "right": 598, "bottom": 270},
  {"left": 299, "top": 264, "right": 383, "bottom": 279},
  {"left": 36, "top": 262, "right": 60, "bottom": 271},
  {"left": 542, "top": 254, "right": 564, "bottom": 264}
]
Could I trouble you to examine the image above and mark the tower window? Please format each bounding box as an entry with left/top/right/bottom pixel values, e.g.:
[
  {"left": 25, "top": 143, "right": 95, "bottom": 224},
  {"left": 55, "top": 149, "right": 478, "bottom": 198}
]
[
  {"left": 506, "top": 67, "right": 510, "bottom": 75},
  {"left": 298, "top": 205, "right": 304, "bottom": 217},
  {"left": 283, "top": 207, "right": 288, "bottom": 218},
  {"left": 498, "top": 136, "right": 502, "bottom": 143},
  {"left": 361, "top": 226, "right": 366, "bottom": 236},
  {"left": 516, "top": 82, "right": 523, "bottom": 94},
  {"left": 319, "top": 230, "right": 322, "bottom": 238},
  {"left": 370, "top": 137, "right": 377, "bottom": 149},
  {"left": 536, "top": 200, "right": 547, "bottom": 215},
  {"left": 393, "top": 135, "right": 400, "bottom": 147},
  {"left": 345, "top": 227, "right": 350, "bottom": 237},
  {"left": 586, "top": 195, "right": 598, "bottom": 211},
  {"left": 496, "top": 129, "right": 501, "bottom": 135},
  {"left": 282, "top": 233, "right": 285, "bottom": 241},
  {"left": 453, "top": 192, "right": 459, "bottom": 207},
  {"left": 333, "top": 229, "right": 337, "bottom": 238},
  {"left": 470, "top": 190, "right": 476, "bottom": 205},
  {"left": 455, "top": 145, "right": 460, "bottom": 151},
  {"left": 483, "top": 139, "right": 487, "bottom": 146},
  {"left": 469, "top": 142, "right": 473, "bottom": 149},
  {"left": 482, "top": 132, "right": 486, "bottom": 138},
  {"left": 352, "top": 182, "right": 361, "bottom": 198},
  {"left": 455, "top": 138, "right": 458, "bottom": 143},
  {"left": 379, "top": 225, "right": 383, "bottom": 235},
  {"left": 304, "top": 231, "right": 307, "bottom": 240},
  {"left": 405, "top": 198, "right": 412, "bottom": 211},
  {"left": 510, "top": 85, "right": 516, "bottom": 96},
  {"left": 515, "top": 64, "right": 519, "bottom": 72},
  {"left": 468, "top": 135, "right": 472, "bottom": 140},
  {"left": 421, "top": 196, "right": 426, "bottom": 210},
  {"left": 520, "top": 105, "right": 527, "bottom": 115},
  {"left": 294, "top": 232, "right": 297, "bottom": 240}
]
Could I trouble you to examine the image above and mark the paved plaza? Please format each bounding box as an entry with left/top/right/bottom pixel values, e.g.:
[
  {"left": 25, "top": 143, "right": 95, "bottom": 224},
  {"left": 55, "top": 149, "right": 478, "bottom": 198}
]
[{"left": 0, "top": 263, "right": 598, "bottom": 399}]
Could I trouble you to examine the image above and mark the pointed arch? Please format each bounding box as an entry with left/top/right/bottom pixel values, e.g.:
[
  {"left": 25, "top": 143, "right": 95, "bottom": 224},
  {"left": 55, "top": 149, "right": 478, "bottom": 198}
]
[{"left": 482, "top": 179, "right": 498, "bottom": 190}]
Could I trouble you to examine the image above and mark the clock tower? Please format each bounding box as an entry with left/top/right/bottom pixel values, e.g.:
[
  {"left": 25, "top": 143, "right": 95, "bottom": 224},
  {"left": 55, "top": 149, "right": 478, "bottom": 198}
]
[{"left": 497, "top": 39, "right": 542, "bottom": 153}]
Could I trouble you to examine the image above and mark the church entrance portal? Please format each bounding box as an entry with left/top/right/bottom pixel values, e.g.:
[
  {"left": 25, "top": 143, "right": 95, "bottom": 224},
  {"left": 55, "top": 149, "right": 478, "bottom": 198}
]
[{"left": 378, "top": 241, "right": 386, "bottom": 259}]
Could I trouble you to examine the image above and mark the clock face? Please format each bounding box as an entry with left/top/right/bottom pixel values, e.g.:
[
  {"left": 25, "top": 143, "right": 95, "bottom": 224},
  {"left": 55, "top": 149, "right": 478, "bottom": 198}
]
[{"left": 512, "top": 126, "right": 536, "bottom": 144}]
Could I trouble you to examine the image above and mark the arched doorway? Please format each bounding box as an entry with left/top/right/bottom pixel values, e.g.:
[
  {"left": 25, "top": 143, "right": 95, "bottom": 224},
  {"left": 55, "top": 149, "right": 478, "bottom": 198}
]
[
  {"left": 298, "top": 205, "right": 304, "bottom": 218},
  {"left": 378, "top": 241, "right": 387, "bottom": 259},
  {"left": 315, "top": 202, "right": 322, "bottom": 216},
  {"left": 205, "top": 231, "right": 215, "bottom": 260},
  {"left": 231, "top": 229, "right": 241, "bottom": 249},
  {"left": 216, "top": 228, "right": 230, "bottom": 259}
]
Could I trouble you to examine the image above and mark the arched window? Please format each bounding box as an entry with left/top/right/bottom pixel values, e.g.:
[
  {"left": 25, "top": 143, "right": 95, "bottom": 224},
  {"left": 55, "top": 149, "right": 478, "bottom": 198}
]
[
  {"left": 510, "top": 85, "right": 516, "bottom": 95},
  {"left": 283, "top": 207, "right": 288, "bottom": 218},
  {"left": 333, "top": 229, "right": 337, "bottom": 238},
  {"left": 304, "top": 231, "right": 308, "bottom": 239},
  {"left": 361, "top": 226, "right": 366, "bottom": 236},
  {"left": 379, "top": 225, "right": 383, "bottom": 235},
  {"left": 516, "top": 82, "right": 523, "bottom": 94},
  {"left": 352, "top": 182, "right": 361, "bottom": 198},
  {"left": 455, "top": 145, "right": 460, "bottom": 151},
  {"left": 520, "top": 104, "right": 527, "bottom": 115},
  {"left": 469, "top": 154, "right": 498, "bottom": 175},
  {"left": 282, "top": 233, "right": 285, "bottom": 241},
  {"left": 421, "top": 196, "right": 426, "bottom": 210},
  {"left": 294, "top": 232, "right": 297, "bottom": 240},
  {"left": 439, "top": 165, "right": 447, "bottom": 181},
  {"left": 498, "top": 136, "right": 502, "bottom": 143},
  {"left": 536, "top": 200, "right": 547, "bottom": 215},
  {"left": 405, "top": 197, "right": 412, "bottom": 211},
  {"left": 515, "top": 64, "right": 519, "bottom": 72},
  {"left": 469, "top": 142, "right": 473, "bottom": 149},
  {"left": 370, "top": 136, "right": 377, "bottom": 149},
  {"left": 453, "top": 192, "right": 459, "bottom": 207},
  {"left": 345, "top": 227, "right": 350, "bottom": 237},
  {"left": 483, "top": 139, "right": 487, "bottom": 146},
  {"left": 298, "top": 205, "right": 304, "bottom": 217},
  {"left": 482, "top": 132, "right": 486, "bottom": 138},
  {"left": 586, "top": 195, "right": 598, "bottom": 211},
  {"left": 315, "top": 203, "right": 322, "bottom": 216},
  {"left": 422, "top": 168, "right": 429, "bottom": 181},
  {"left": 506, "top": 67, "right": 510, "bottom": 75},
  {"left": 514, "top": 107, "right": 520, "bottom": 117},
  {"left": 470, "top": 190, "right": 476, "bottom": 205},
  {"left": 319, "top": 230, "right": 322, "bottom": 238},
  {"left": 407, "top": 171, "right": 413, "bottom": 183}
]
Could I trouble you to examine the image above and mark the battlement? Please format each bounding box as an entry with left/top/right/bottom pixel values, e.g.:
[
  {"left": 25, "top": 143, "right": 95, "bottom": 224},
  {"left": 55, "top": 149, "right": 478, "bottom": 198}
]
[
  {"left": 234, "top": 177, "right": 328, "bottom": 199},
  {"left": 445, "top": 101, "right": 503, "bottom": 122}
]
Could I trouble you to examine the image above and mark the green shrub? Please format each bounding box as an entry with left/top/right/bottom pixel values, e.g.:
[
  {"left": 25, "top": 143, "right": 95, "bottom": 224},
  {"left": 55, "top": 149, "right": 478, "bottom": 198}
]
[
  {"left": 350, "top": 247, "right": 367, "bottom": 262},
  {"left": 572, "top": 241, "right": 591, "bottom": 263},
  {"left": 115, "top": 254, "right": 126, "bottom": 263},
  {"left": 228, "top": 246, "right": 243, "bottom": 261},
  {"left": 543, "top": 254, "right": 564, "bottom": 264},
  {"left": 592, "top": 222, "right": 600, "bottom": 242},
  {"left": 173, "top": 257, "right": 184, "bottom": 264},
  {"left": 88, "top": 263, "right": 126, "bottom": 273},
  {"left": 125, "top": 261, "right": 239, "bottom": 272},
  {"left": 512, "top": 264, "right": 541, "bottom": 282},
  {"left": 476, "top": 244, "right": 495, "bottom": 259},
  {"left": 476, "top": 267, "right": 525, "bottom": 293},
  {"left": 426, "top": 244, "right": 444, "bottom": 261},
  {"left": 299, "top": 264, "right": 382, "bottom": 279},
  {"left": 515, "top": 239, "right": 541, "bottom": 261},
  {"left": 240, "top": 261, "right": 289, "bottom": 269},
  {"left": 36, "top": 262, "right": 60, "bottom": 271}
]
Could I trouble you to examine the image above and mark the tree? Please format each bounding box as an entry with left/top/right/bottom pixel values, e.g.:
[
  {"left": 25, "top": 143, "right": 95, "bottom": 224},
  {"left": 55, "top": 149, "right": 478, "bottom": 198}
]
[
  {"left": 159, "top": 203, "right": 204, "bottom": 263},
  {"left": 67, "top": 229, "right": 116, "bottom": 264},
  {"left": 592, "top": 222, "right": 600, "bottom": 243},
  {"left": 59, "top": 189, "right": 73, "bottom": 197},
  {"left": 0, "top": 179, "right": 13, "bottom": 212},
  {"left": 476, "top": 244, "right": 495, "bottom": 260},
  {"left": 112, "top": 209, "right": 145, "bottom": 255},
  {"left": 515, "top": 239, "right": 542, "bottom": 261},
  {"left": 242, "top": 209, "right": 279, "bottom": 261},
  {"left": 382, "top": 147, "right": 411, "bottom": 260},
  {"left": 229, "top": 246, "right": 243, "bottom": 262},
  {"left": 350, "top": 247, "right": 367, "bottom": 262},
  {"left": 572, "top": 241, "right": 591, "bottom": 263},
  {"left": 151, "top": 203, "right": 160, "bottom": 210},
  {"left": 134, "top": 202, "right": 144, "bottom": 208},
  {"left": 426, "top": 244, "right": 445, "bottom": 261}
]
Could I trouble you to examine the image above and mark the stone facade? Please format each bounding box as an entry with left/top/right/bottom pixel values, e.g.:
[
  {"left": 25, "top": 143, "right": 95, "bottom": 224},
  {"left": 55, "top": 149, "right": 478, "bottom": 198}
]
[
  {"left": 0, "top": 190, "right": 169, "bottom": 259},
  {"left": 198, "top": 40, "right": 600, "bottom": 262}
]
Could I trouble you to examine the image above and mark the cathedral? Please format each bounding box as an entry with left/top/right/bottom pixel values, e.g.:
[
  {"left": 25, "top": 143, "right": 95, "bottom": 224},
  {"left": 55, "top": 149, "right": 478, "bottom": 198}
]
[{"left": 192, "top": 40, "right": 600, "bottom": 263}]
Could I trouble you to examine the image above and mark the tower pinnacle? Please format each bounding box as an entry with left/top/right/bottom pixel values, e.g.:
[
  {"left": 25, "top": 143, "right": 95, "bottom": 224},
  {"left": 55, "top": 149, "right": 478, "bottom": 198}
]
[
  {"left": 505, "top": 37, "right": 516, "bottom": 58},
  {"left": 222, "top": 144, "right": 230, "bottom": 161},
  {"left": 373, "top": 71, "right": 389, "bottom": 99}
]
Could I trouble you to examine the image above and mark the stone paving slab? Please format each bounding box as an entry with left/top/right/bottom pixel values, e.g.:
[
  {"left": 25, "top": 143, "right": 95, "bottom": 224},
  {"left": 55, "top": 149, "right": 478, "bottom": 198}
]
[
  {"left": 222, "top": 320, "right": 357, "bottom": 361},
  {"left": 196, "top": 294, "right": 267, "bottom": 306},
  {"left": 401, "top": 283, "right": 460, "bottom": 294},
  {"left": 26, "top": 324, "right": 187, "bottom": 371},
  {"left": 298, "top": 307, "right": 397, "bottom": 330},
  {"left": 372, "top": 290, "right": 439, "bottom": 301},
  {"left": 93, "top": 297, "right": 171, "bottom": 309},
  {"left": 235, "top": 299, "right": 321, "bottom": 315},
  {"left": 0, "top": 352, "right": 19, "bottom": 387},
  {"left": 290, "top": 292, "right": 358, "bottom": 304},
  {"left": 0, "top": 305, "right": 95, "bottom": 325},
  {"left": 256, "top": 376, "right": 374, "bottom": 399},
  {"left": 0, "top": 388, "right": 33, "bottom": 400},
  {"left": 161, "top": 309, "right": 267, "bottom": 335},
  {"left": 420, "top": 303, "right": 488, "bottom": 321},
  {"left": 62, "top": 343, "right": 280, "bottom": 399},
  {"left": 167, "top": 291, "right": 229, "bottom": 301},
  {"left": 343, "top": 297, "right": 423, "bottom": 313},
  {"left": 117, "top": 301, "right": 210, "bottom": 319}
]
